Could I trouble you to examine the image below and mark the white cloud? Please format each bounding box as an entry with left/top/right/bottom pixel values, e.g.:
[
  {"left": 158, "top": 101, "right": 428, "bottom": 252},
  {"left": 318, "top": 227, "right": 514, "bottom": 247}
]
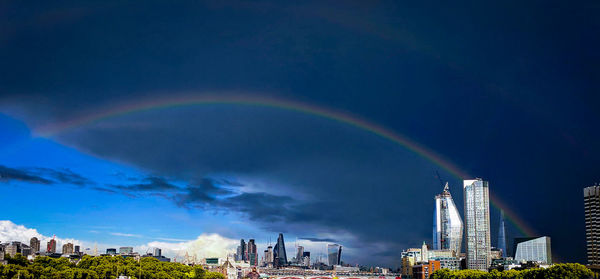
[
  {"left": 138, "top": 233, "right": 238, "bottom": 260},
  {"left": 0, "top": 220, "right": 237, "bottom": 260}
]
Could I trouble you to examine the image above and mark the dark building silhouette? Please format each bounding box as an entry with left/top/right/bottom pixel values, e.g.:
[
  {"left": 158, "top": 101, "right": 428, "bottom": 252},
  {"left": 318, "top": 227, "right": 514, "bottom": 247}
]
[
  {"left": 273, "top": 233, "right": 287, "bottom": 267},
  {"left": 498, "top": 210, "right": 507, "bottom": 257}
]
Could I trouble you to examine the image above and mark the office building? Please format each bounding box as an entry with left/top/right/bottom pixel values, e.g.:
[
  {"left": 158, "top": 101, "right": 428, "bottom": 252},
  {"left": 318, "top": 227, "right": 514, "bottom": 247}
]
[
  {"left": 273, "top": 233, "right": 287, "bottom": 267},
  {"left": 247, "top": 239, "right": 257, "bottom": 266},
  {"left": 412, "top": 260, "right": 441, "bottom": 279},
  {"left": 62, "top": 243, "right": 74, "bottom": 254},
  {"left": 47, "top": 239, "right": 56, "bottom": 253},
  {"left": 585, "top": 185, "right": 600, "bottom": 265},
  {"left": 106, "top": 248, "right": 117, "bottom": 255},
  {"left": 498, "top": 210, "right": 507, "bottom": 257},
  {"left": 5, "top": 242, "right": 31, "bottom": 257},
  {"left": 74, "top": 245, "right": 80, "bottom": 254},
  {"left": 401, "top": 248, "right": 422, "bottom": 262},
  {"left": 433, "top": 182, "right": 463, "bottom": 255},
  {"left": 401, "top": 256, "right": 416, "bottom": 278},
  {"left": 264, "top": 246, "right": 273, "bottom": 265},
  {"left": 296, "top": 245, "right": 304, "bottom": 264},
  {"left": 237, "top": 239, "right": 246, "bottom": 261},
  {"left": 513, "top": 236, "right": 552, "bottom": 264},
  {"left": 154, "top": 248, "right": 162, "bottom": 257},
  {"left": 327, "top": 243, "right": 342, "bottom": 266},
  {"left": 464, "top": 178, "right": 491, "bottom": 270},
  {"left": 119, "top": 247, "right": 133, "bottom": 254},
  {"left": 30, "top": 237, "right": 40, "bottom": 253}
]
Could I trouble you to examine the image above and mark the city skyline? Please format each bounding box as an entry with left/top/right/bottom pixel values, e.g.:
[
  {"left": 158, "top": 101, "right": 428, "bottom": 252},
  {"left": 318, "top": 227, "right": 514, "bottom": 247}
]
[{"left": 1, "top": 0, "right": 599, "bottom": 268}]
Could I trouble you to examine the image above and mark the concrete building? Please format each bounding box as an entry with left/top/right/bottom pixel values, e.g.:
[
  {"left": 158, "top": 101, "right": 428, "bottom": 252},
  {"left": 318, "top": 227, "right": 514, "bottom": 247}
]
[
  {"left": 295, "top": 245, "right": 304, "bottom": 265},
  {"left": 513, "top": 236, "right": 552, "bottom": 264},
  {"left": 5, "top": 242, "right": 31, "bottom": 257},
  {"left": 62, "top": 243, "right": 74, "bottom": 254},
  {"left": 401, "top": 248, "right": 422, "bottom": 262},
  {"left": 401, "top": 256, "right": 416, "bottom": 278},
  {"left": 412, "top": 260, "right": 441, "bottom": 279},
  {"left": 464, "top": 178, "right": 491, "bottom": 270},
  {"left": 30, "top": 237, "right": 40, "bottom": 254},
  {"left": 585, "top": 185, "right": 600, "bottom": 265}
]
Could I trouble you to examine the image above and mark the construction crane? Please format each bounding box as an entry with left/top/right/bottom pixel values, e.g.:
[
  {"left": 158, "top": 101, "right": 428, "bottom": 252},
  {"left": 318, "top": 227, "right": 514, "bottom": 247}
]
[{"left": 435, "top": 170, "right": 445, "bottom": 187}]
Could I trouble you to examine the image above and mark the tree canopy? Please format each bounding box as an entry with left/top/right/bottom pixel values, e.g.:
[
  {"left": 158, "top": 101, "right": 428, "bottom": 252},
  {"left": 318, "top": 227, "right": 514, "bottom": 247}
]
[
  {"left": 430, "top": 263, "right": 594, "bottom": 279},
  {"left": 0, "top": 254, "right": 227, "bottom": 279}
]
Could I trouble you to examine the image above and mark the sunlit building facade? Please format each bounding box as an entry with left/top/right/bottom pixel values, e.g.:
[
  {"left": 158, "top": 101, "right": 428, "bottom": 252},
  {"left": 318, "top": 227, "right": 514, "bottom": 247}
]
[
  {"left": 514, "top": 237, "right": 552, "bottom": 264},
  {"left": 433, "top": 182, "right": 463, "bottom": 255},
  {"left": 464, "top": 178, "right": 491, "bottom": 270}
]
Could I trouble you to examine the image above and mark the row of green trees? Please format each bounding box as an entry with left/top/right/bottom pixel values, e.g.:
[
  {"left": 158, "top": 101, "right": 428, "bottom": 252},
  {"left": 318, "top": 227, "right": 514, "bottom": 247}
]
[
  {"left": 430, "top": 263, "right": 594, "bottom": 279},
  {"left": 0, "top": 253, "right": 227, "bottom": 279}
]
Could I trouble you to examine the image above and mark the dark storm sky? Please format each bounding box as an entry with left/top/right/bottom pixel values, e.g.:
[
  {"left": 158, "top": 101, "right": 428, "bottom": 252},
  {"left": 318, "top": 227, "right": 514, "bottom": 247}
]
[{"left": 1, "top": 0, "right": 599, "bottom": 265}]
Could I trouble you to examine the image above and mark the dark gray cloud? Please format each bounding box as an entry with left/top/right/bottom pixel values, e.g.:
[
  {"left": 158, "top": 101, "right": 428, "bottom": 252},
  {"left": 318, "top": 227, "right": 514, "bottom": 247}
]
[
  {"left": 0, "top": 165, "right": 53, "bottom": 184},
  {"left": 109, "top": 176, "right": 180, "bottom": 192},
  {"left": 0, "top": 165, "right": 93, "bottom": 186},
  {"left": 31, "top": 167, "right": 94, "bottom": 186}
]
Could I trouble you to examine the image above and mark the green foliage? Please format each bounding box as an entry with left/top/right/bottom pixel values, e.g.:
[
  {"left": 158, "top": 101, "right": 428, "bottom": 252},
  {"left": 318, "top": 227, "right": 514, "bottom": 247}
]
[
  {"left": 0, "top": 255, "right": 219, "bottom": 279},
  {"left": 430, "top": 263, "right": 594, "bottom": 279}
]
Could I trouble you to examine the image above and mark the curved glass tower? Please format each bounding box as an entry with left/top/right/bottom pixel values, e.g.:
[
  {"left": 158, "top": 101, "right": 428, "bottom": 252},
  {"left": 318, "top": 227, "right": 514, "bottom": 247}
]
[{"left": 433, "top": 182, "right": 463, "bottom": 255}]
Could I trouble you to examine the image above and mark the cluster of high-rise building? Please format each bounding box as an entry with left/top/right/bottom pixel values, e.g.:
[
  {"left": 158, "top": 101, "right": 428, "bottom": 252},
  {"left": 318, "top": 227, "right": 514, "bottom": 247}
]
[
  {"left": 235, "top": 233, "right": 341, "bottom": 269},
  {"left": 401, "top": 178, "right": 553, "bottom": 278}
]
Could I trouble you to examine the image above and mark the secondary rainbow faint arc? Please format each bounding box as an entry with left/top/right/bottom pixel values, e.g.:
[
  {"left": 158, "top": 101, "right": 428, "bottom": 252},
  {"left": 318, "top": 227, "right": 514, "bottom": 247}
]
[{"left": 36, "top": 94, "right": 536, "bottom": 237}]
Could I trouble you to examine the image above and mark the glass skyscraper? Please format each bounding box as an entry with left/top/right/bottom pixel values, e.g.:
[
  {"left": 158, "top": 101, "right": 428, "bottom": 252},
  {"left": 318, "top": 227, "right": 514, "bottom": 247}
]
[
  {"left": 433, "top": 182, "right": 463, "bottom": 255},
  {"left": 273, "top": 233, "right": 288, "bottom": 267},
  {"left": 464, "top": 178, "right": 491, "bottom": 270},
  {"left": 327, "top": 244, "right": 342, "bottom": 266},
  {"left": 498, "top": 210, "right": 507, "bottom": 257}
]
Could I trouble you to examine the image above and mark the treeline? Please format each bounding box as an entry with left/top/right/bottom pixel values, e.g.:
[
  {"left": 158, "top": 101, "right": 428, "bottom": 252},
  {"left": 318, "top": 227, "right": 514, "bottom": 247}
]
[
  {"left": 0, "top": 253, "right": 227, "bottom": 279},
  {"left": 430, "top": 263, "right": 593, "bottom": 279}
]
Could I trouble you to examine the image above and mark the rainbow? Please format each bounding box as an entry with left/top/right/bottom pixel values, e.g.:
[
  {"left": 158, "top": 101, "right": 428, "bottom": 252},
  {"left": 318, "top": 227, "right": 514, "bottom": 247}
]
[{"left": 36, "top": 94, "right": 536, "bottom": 237}]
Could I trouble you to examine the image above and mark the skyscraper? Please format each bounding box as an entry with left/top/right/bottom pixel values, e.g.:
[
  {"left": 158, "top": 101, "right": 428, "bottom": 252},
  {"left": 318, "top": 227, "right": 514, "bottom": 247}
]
[
  {"left": 63, "top": 243, "right": 74, "bottom": 254},
  {"left": 433, "top": 182, "right": 463, "bottom": 255},
  {"left": 584, "top": 185, "right": 600, "bottom": 265},
  {"left": 47, "top": 239, "right": 56, "bottom": 253},
  {"left": 247, "top": 239, "right": 258, "bottom": 266},
  {"left": 30, "top": 237, "right": 40, "bottom": 253},
  {"left": 273, "top": 233, "right": 288, "bottom": 267},
  {"left": 327, "top": 244, "right": 342, "bottom": 266},
  {"left": 238, "top": 239, "right": 247, "bottom": 261},
  {"left": 464, "top": 178, "right": 491, "bottom": 270},
  {"left": 498, "top": 209, "right": 507, "bottom": 257},
  {"left": 296, "top": 245, "right": 304, "bottom": 264}
]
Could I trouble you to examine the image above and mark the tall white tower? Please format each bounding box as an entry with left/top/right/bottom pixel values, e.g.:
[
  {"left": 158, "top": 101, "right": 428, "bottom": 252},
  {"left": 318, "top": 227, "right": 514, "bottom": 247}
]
[
  {"left": 433, "top": 182, "right": 463, "bottom": 256},
  {"left": 463, "top": 178, "right": 491, "bottom": 270}
]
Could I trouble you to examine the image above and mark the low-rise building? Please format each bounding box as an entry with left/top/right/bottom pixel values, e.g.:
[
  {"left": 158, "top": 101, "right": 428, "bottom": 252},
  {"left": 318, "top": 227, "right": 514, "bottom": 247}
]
[{"left": 412, "top": 260, "right": 441, "bottom": 279}]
